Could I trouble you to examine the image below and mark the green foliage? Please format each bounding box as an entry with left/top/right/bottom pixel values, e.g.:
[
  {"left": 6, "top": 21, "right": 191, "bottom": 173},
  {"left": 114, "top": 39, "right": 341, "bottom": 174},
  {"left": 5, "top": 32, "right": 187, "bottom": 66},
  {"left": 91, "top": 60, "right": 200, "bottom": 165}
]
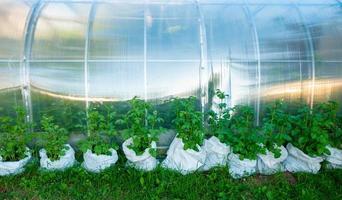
[
  {"left": 31, "top": 90, "right": 87, "bottom": 133},
  {"left": 207, "top": 90, "right": 265, "bottom": 160},
  {"left": 0, "top": 106, "right": 29, "bottom": 135},
  {"left": 78, "top": 104, "right": 118, "bottom": 155},
  {"left": 118, "top": 97, "right": 163, "bottom": 156},
  {"left": 1, "top": 163, "right": 341, "bottom": 200},
  {"left": 79, "top": 135, "right": 116, "bottom": 156},
  {"left": 289, "top": 103, "right": 330, "bottom": 157},
  {"left": 335, "top": 116, "right": 342, "bottom": 149},
  {"left": 0, "top": 107, "right": 29, "bottom": 161},
  {"left": 313, "top": 101, "right": 341, "bottom": 149},
  {"left": 0, "top": 116, "right": 12, "bottom": 133},
  {"left": 172, "top": 96, "right": 204, "bottom": 151},
  {"left": 262, "top": 100, "right": 292, "bottom": 158},
  {"left": 207, "top": 89, "right": 231, "bottom": 138},
  {"left": 37, "top": 115, "right": 68, "bottom": 161},
  {"left": 224, "top": 105, "right": 266, "bottom": 160},
  {"left": 87, "top": 104, "right": 117, "bottom": 136}
]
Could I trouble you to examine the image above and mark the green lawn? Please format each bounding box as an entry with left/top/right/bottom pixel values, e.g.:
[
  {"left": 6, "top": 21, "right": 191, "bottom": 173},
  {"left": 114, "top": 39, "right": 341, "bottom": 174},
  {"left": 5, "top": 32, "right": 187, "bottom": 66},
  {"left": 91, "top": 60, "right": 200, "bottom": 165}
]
[{"left": 0, "top": 154, "right": 341, "bottom": 200}]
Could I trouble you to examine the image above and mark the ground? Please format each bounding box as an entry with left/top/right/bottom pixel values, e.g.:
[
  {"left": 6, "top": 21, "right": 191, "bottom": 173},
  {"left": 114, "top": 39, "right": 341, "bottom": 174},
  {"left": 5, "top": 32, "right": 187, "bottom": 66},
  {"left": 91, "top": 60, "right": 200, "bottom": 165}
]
[{"left": 0, "top": 155, "right": 341, "bottom": 200}]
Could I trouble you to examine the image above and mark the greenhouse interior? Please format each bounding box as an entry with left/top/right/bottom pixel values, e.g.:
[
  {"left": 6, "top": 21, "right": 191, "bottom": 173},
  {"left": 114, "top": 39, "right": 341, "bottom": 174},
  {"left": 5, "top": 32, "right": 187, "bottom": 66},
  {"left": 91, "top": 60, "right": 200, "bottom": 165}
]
[{"left": 0, "top": 0, "right": 342, "bottom": 199}]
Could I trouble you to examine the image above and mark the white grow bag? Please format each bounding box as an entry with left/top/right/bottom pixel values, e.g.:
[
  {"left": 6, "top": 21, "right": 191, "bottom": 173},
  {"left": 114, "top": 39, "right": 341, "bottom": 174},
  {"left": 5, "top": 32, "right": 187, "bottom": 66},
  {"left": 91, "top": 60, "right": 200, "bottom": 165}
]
[
  {"left": 202, "top": 136, "right": 230, "bottom": 171},
  {"left": 162, "top": 137, "right": 206, "bottom": 175},
  {"left": 0, "top": 148, "right": 31, "bottom": 176},
  {"left": 82, "top": 149, "right": 118, "bottom": 173},
  {"left": 325, "top": 146, "right": 342, "bottom": 169},
  {"left": 283, "top": 143, "right": 323, "bottom": 173},
  {"left": 228, "top": 152, "right": 257, "bottom": 179},
  {"left": 122, "top": 138, "right": 158, "bottom": 171},
  {"left": 39, "top": 144, "right": 75, "bottom": 171},
  {"left": 257, "top": 145, "right": 288, "bottom": 175}
]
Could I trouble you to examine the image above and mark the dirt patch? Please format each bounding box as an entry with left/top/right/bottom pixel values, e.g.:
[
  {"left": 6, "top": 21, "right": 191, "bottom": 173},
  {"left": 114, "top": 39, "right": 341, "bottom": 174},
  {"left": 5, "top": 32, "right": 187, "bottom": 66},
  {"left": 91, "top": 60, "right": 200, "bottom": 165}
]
[
  {"left": 253, "top": 174, "right": 272, "bottom": 185},
  {"left": 284, "top": 172, "right": 297, "bottom": 185},
  {"left": 252, "top": 172, "right": 297, "bottom": 185},
  {"left": 0, "top": 186, "right": 7, "bottom": 193}
]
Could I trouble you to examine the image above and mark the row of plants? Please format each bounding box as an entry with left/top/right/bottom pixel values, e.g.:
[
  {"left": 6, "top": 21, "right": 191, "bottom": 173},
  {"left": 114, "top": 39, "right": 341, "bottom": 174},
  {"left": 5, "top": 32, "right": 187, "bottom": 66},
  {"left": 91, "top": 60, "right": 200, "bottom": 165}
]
[
  {"left": 1, "top": 92, "right": 341, "bottom": 177},
  {"left": 206, "top": 90, "right": 342, "bottom": 177}
]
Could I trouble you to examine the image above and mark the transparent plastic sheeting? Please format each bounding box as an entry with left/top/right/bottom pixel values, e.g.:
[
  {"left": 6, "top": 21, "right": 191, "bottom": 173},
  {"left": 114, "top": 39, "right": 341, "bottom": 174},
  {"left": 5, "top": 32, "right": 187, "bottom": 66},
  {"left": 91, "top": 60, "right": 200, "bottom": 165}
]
[{"left": 0, "top": 0, "right": 341, "bottom": 126}]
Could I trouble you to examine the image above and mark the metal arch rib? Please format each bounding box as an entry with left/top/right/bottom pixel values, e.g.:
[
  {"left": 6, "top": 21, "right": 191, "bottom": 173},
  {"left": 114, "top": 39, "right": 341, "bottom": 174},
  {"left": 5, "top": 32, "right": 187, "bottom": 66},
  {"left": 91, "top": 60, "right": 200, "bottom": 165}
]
[
  {"left": 196, "top": 0, "right": 209, "bottom": 115},
  {"left": 21, "top": 0, "right": 44, "bottom": 130},
  {"left": 144, "top": 1, "right": 148, "bottom": 102},
  {"left": 84, "top": 1, "right": 97, "bottom": 136},
  {"left": 242, "top": 0, "right": 262, "bottom": 126},
  {"left": 291, "top": 1, "right": 316, "bottom": 109},
  {"left": 84, "top": 2, "right": 97, "bottom": 109}
]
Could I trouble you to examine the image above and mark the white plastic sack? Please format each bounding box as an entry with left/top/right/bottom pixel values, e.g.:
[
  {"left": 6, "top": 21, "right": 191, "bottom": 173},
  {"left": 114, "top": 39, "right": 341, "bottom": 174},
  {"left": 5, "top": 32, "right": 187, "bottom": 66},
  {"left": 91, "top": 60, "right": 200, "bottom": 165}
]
[
  {"left": 325, "top": 146, "right": 342, "bottom": 169},
  {"left": 257, "top": 145, "right": 288, "bottom": 175},
  {"left": 0, "top": 148, "right": 31, "bottom": 176},
  {"left": 82, "top": 149, "right": 118, "bottom": 173},
  {"left": 283, "top": 143, "right": 323, "bottom": 173},
  {"left": 228, "top": 152, "right": 257, "bottom": 179},
  {"left": 39, "top": 144, "right": 75, "bottom": 171},
  {"left": 122, "top": 138, "right": 158, "bottom": 171},
  {"left": 202, "top": 136, "right": 230, "bottom": 171},
  {"left": 162, "top": 137, "right": 206, "bottom": 175}
]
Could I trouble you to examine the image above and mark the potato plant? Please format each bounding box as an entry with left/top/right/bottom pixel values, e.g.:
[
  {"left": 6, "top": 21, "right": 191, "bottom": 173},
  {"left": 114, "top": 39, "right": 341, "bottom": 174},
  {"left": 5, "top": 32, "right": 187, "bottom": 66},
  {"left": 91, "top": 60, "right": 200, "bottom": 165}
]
[
  {"left": 223, "top": 105, "right": 266, "bottom": 160},
  {"left": 0, "top": 107, "right": 29, "bottom": 161},
  {"left": 335, "top": 116, "right": 342, "bottom": 149},
  {"left": 37, "top": 115, "right": 69, "bottom": 161},
  {"left": 118, "top": 97, "right": 163, "bottom": 156},
  {"left": 289, "top": 103, "right": 330, "bottom": 157},
  {"left": 207, "top": 89, "right": 231, "bottom": 138},
  {"left": 313, "top": 101, "right": 341, "bottom": 149},
  {"left": 78, "top": 104, "right": 118, "bottom": 155},
  {"left": 172, "top": 96, "right": 204, "bottom": 151},
  {"left": 262, "top": 100, "right": 292, "bottom": 158}
]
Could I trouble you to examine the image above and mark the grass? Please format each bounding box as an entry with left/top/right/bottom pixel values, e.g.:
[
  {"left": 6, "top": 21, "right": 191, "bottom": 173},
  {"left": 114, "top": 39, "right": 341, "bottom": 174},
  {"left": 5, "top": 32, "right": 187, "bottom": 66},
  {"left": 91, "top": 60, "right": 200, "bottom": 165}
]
[{"left": 1, "top": 151, "right": 341, "bottom": 200}]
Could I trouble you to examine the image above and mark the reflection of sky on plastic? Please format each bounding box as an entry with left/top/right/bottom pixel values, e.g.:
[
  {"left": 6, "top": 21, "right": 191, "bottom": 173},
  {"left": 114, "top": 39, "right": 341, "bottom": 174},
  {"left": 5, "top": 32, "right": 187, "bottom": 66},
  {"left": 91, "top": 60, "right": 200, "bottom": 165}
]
[
  {"left": 1, "top": 0, "right": 341, "bottom": 106},
  {"left": 30, "top": 61, "right": 200, "bottom": 100},
  {"left": 35, "top": 3, "right": 88, "bottom": 39},
  {"left": 0, "top": 63, "right": 20, "bottom": 90},
  {"left": 30, "top": 64, "right": 85, "bottom": 96}
]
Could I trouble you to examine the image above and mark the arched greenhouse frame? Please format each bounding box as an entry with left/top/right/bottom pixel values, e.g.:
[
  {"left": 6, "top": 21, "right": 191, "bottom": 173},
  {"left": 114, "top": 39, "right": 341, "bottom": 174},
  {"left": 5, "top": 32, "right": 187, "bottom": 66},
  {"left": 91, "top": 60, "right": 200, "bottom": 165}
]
[
  {"left": 0, "top": 0, "right": 341, "bottom": 130},
  {"left": 1, "top": 1, "right": 342, "bottom": 198}
]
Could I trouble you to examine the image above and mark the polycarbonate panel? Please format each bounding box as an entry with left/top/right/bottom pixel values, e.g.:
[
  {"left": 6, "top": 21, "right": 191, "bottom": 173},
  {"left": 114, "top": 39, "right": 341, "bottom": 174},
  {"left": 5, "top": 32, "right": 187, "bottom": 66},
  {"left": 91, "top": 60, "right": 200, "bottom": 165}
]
[
  {"left": 297, "top": 3, "right": 342, "bottom": 62},
  {"left": 30, "top": 62, "right": 85, "bottom": 96},
  {"left": 146, "top": 61, "right": 200, "bottom": 100},
  {"left": 202, "top": 4, "right": 258, "bottom": 107},
  {"left": 147, "top": 4, "right": 200, "bottom": 60},
  {"left": 314, "top": 61, "right": 342, "bottom": 103},
  {"left": 0, "top": 0, "right": 32, "bottom": 60},
  {"left": 146, "top": 3, "right": 201, "bottom": 100},
  {"left": 246, "top": 0, "right": 336, "bottom": 4},
  {"left": 0, "top": 62, "right": 23, "bottom": 117},
  {"left": 31, "top": 3, "right": 90, "bottom": 60},
  {"left": 229, "top": 61, "right": 259, "bottom": 106},
  {"left": 0, "top": 89, "right": 23, "bottom": 118},
  {"left": 30, "top": 62, "right": 86, "bottom": 132},
  {"left": 297, "top": 2, "right": 342, "bottom": 106},
  {"left": 203, "top": 5, "right": 257, "bottom": 61},
  {"left": 89, "top": 3, "right": 144, "bottom": 60},
  {"left": 248, "top": 4, "right": 313, "bottom": 113},
  {"left": 88, "top": 61, "right": 144, "bottom": 100},
  {"left": 0, "top": 0, "right": 342, "bottom": 127},
  {"left": 251, "top": 5, "right": 311, "bottom": 61},
  {"left": 88, "top": 3, "right": 144, "bottom": 100},
  {"left": 31, "top": 89, "right": 86, "bottom": 133},
  {"left": 0, "top": 62, "right": 21, "bottom": 90},
  {"left": 259, "top": 62, "right": 312, "bottom": 102}
]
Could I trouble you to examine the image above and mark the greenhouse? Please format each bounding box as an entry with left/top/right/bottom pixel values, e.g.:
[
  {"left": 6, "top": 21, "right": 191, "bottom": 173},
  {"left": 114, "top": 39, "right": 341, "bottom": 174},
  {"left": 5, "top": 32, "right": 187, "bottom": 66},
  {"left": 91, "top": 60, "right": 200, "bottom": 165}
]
[{"left": 0, "top": 0, "right": 342, "bottom": 199}]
